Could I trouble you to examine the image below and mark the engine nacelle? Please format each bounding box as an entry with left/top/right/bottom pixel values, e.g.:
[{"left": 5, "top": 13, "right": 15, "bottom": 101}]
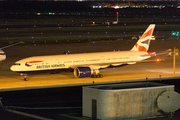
[{"left": 74, "top": 67, "right": 92, "bottom": 78}]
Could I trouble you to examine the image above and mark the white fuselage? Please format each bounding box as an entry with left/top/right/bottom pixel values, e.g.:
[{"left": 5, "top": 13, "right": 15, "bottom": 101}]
[
  {"left": 10, "top": 51, "right": 151, "bottom": 73},
  {"left": 0, "top": 50, "right": 6, "bottom": 62},
  {"left": 10, "top": 24, "right": 156, "bottom": 79}
]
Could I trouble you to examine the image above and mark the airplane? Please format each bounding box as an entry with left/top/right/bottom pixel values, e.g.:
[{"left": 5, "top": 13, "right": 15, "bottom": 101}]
[
  {"left": 0, "top": 42, "right": 21, "bottom": 62},
  {"left": 10, "top": 24, "right": 156, "bottom": 81}
]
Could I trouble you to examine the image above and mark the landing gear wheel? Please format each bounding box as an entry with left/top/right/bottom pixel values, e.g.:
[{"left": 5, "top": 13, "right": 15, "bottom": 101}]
[
  {"left": 99, "top": 74, "right": 103, "bottom": 78},
  {"left": 91, "top": 75, "right": 95, "bottom": 78},
  {"left": 96, "top": 75, "right": 99, "bottom": 78},
  {"left": 24, "top": 78, "right": 29, "bottom": 81},
  {"left": 22, "top": 73, "right": 29, "bottom": 81},
  {"left": 91, "top": 74, "right": 103, "bottom": 78}
]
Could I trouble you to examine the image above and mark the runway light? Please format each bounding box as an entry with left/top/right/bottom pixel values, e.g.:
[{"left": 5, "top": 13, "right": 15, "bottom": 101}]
[
  {"left": 176, "top": 32, "right": 179, "bottom": 36},
  {"left": 156, "top": 58, "right": 160, "bottom": 62}
]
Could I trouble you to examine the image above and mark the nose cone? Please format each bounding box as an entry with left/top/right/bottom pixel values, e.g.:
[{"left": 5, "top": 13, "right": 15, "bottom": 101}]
[{"left": 10, "top": 65, "right": 16, "bottom": 71}]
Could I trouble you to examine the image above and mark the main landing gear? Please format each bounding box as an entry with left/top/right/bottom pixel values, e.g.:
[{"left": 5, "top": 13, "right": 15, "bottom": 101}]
[
  {"left": 90, "top": 69, "right": 103, "bottom": 78},
  {"left": 21, "top": 73, "right": 29, "bottom": 81},
  {"left": 91, "top": 74, "right": 103, "bottom": 78}
]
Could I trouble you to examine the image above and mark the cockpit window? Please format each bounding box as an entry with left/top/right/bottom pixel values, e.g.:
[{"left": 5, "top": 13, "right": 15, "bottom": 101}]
[{"left": 14, "top": 63, "right": 21, "bottom": 65}]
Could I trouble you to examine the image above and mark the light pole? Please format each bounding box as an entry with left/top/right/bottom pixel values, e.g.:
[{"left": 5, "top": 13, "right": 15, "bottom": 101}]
[
  {"left": 169, "top": 47, "right": 179, "bottom": 77},
  {"left": 173, "top": 47, "right": 179, "bottom": 76}
]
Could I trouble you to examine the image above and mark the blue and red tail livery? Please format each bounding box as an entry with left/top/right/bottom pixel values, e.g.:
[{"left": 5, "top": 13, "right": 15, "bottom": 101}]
[{"left": 131, "top": 24, "right": 155, "bottom": 52}]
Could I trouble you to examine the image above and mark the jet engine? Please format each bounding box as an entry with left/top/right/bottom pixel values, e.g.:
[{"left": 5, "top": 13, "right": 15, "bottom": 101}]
[{"left": 74, "top": 67, "right": 92, "bottom": 78}]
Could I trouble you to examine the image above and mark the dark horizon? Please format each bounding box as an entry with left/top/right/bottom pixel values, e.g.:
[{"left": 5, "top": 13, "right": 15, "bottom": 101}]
[{"left": 0, "top": 1, "right": 179, "bottom": 13}]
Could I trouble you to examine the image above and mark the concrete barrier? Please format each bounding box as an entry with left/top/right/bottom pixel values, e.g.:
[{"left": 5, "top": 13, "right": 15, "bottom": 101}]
[{"left": 83, "top": 82, "right": 174, "bottom": 120}]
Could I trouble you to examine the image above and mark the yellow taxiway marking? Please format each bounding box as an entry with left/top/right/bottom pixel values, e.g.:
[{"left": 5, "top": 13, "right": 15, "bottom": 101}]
[{"left": 6, "top": 109, "right": 53, "bottom": 120}]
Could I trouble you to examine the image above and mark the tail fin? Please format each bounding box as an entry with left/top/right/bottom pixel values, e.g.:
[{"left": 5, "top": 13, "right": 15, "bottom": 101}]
[{"left": 131, "top": 24, "right": 155, "bottom": 52}]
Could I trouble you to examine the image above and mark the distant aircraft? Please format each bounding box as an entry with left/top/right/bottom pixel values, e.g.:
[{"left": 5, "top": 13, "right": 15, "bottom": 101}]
[
  {"left": 11, "top": 24, "right": 156, "bottom": 81},
  {"left": 0, "top": 42, "right": 21, "bottom": 62}
]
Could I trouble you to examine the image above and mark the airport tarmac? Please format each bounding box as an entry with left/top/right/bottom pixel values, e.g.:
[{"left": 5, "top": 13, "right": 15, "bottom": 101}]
[{"left": 0, "top": 38, "right": 180, "bottom": 90}]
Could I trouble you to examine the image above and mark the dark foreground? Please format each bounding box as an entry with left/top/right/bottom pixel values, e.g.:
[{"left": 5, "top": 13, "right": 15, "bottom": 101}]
[{"left": 0, "top": 79, "right": 180, "bottom": 120}]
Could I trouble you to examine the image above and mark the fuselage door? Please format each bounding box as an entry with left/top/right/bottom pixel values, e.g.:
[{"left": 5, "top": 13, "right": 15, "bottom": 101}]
[{"left": 101, "top": 56, "right": 105, "bottom": 63}]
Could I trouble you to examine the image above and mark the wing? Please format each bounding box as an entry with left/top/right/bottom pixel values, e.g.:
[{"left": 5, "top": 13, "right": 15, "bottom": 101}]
[
  {"left": 70, "top": 61, "right": 137, "bottom": 70},
  {"left": 0, "top": 42, "right": 23, "bottom": 50}
]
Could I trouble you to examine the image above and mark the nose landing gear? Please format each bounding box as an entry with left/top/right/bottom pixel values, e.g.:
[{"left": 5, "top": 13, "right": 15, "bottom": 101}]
[{"left": 21, "top": 73, "right": 29, "bottom": 81}]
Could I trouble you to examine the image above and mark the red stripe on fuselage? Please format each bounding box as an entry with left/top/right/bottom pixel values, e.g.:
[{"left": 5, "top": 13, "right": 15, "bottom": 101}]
[{"left": 25, "top": 61, "right": 43, "bottom": 64}]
